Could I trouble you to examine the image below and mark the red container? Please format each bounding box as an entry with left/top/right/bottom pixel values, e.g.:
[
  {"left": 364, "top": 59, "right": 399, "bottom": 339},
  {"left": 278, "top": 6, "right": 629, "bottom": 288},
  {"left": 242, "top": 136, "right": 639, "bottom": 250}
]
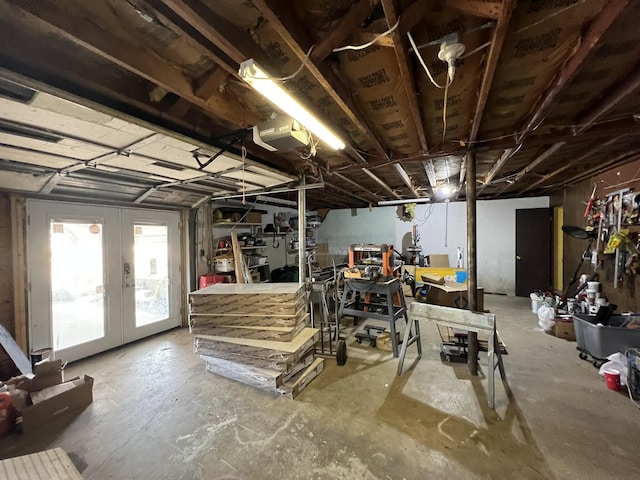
[
  {"left": 0, "top": 392, "right": 12, "bottom": 435},
  {"left": 199, "top": 274, "right": 226, "bottom": 289},
  {"left": 603, "top": 368, "right": 621, "bottom": 391}
]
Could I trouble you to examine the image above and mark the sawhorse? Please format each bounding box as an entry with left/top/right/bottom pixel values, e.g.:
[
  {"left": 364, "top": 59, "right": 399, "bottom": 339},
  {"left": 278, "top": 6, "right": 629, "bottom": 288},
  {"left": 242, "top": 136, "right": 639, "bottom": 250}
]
[{"left": 398, "top": 303, "right": 507, "bottom": 409}]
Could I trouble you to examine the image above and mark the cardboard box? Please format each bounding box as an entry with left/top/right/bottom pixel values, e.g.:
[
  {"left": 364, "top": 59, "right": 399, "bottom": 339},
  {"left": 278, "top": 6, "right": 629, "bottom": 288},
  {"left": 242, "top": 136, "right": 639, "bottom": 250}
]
[
  {"left": 244, "top": 212, "right": 262, "bottom": 224},
  {"left": 428, "top": 254, "right": 450, "bottom": 268},
  {"left": 421, "top": 282, "right": 484, "bottom": 311},
  {"left": 377, "top": 332, "right": 400, "bottom": 352},
  {"left": 554, "top": 319, "right": 576, "bottom": 341},
  {"left": 20, "top": 375, "right": 94, "bottom": 431}
]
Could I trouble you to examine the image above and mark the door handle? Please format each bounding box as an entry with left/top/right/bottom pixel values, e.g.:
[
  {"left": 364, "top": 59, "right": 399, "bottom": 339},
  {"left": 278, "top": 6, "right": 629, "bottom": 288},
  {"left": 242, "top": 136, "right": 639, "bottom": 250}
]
[
  {"left": 516, "top": 255, "right": 521, "bottom": 260},
  {"left": 125, "top": 283, "right": 137, "bottom": 288}
]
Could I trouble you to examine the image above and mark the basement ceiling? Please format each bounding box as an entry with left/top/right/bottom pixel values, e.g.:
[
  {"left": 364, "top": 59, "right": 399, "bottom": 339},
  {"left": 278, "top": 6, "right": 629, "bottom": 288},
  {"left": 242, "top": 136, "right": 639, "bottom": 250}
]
[{"left": 0, "top": 0, "right": 639, "bottom": 209}]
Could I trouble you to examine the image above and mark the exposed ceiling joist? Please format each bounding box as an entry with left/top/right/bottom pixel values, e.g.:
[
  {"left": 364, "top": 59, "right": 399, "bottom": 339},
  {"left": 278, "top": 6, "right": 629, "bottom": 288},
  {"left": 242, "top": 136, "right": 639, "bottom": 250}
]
[
  {"left": 520, "top": 134, "right": 633, "bottom": 194},
  {"left": 11, "top": 2, "right": 258, "bottom": 127},
  {"left": 543, "top": 148, "right": 640, "bottom": 190},
  {"left": 382, "top": 0, "right": 429, "bottom": 154},
  {"left": 519, "top": 1, "right": 629, "bottom": 140},
  {"left": 481, "top": 1, "right": 630, "bottom": 192},
  {"left": 446, "top": 0, "right": 502, "bottom": 19},
  {"left": 496, "top": 63, "right": 640, "bottom": 194},
  {"left": 331, "top": 172, "right": 383, "bottom": 202},
  {"left": 393, "top": 163, "right": 420, "bottom": 197},
  {"left": 467, "top": 0, "right": 515, "bottom": 145},
  {"left": 575, "top": 62, "right": 640, "bottom": 134},
  {"left": 310, "top": 0, "right": 374, "bottom": 63},
  {"left": 363, "top": 168, "right": 402, "bottom": 199},
  {"left": 250, "top": 0, "right": 389, "bottom": 159}
]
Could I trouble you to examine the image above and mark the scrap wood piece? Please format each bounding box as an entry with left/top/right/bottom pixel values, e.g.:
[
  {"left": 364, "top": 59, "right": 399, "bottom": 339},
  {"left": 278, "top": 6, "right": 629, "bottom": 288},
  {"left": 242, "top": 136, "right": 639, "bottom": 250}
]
[
  {"left": 0, "top": 323, "right": 32, "bottom": 375},
  {"left": 189, "top": 318, "right": 307, "bottom": 342},
  {"left": 276, "top": 358, "right": 325, "bottom": 399}
]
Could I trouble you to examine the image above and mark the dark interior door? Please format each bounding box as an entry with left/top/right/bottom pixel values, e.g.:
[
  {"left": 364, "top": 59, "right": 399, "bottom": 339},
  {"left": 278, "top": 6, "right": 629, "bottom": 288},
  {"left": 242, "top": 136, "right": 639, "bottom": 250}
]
[{"left": 516, "top": 208, "right": 551, "bottom": 297}]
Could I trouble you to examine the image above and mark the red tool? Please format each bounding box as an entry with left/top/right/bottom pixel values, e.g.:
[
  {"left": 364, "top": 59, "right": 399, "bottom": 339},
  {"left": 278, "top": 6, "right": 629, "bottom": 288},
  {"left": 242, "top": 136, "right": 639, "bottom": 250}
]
[{"left": 584, "top": 184, "right": 598, "bottom": 218}]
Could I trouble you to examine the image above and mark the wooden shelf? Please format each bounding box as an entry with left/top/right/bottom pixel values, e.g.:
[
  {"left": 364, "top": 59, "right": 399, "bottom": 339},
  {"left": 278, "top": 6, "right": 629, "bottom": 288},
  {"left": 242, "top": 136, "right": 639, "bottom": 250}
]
[{"left": 213, "top": 222, "right": 262, "bottom": 227}]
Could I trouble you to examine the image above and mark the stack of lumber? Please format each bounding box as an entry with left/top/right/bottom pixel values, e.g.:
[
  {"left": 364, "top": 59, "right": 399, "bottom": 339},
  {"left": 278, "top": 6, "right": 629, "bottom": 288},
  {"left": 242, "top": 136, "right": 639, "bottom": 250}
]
[{"left": 188, "top": 283, "right": 323, "bottom": 398}]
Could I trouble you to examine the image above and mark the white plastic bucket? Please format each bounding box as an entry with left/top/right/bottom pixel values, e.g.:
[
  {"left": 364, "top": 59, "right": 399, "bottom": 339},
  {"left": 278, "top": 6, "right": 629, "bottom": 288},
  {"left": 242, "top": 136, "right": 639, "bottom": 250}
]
[{"left": 530, "top": 293, "right": 543, "bottom": 313}]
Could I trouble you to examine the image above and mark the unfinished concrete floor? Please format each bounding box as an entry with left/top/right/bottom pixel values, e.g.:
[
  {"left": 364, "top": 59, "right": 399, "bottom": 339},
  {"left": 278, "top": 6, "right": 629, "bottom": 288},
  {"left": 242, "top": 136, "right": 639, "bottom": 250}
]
[{"left": 1, "top": 294, "right": 639, "bottom": 479}]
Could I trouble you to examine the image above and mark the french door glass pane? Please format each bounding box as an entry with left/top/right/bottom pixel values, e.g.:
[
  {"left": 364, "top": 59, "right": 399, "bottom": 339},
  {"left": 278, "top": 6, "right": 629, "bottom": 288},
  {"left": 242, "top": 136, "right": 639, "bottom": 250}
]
[
  {"left": 50, "top": 221, "right": 105, "bottom": 350},
  {"left": 134, "top": 224, "right": 169, "bottom": 326}
]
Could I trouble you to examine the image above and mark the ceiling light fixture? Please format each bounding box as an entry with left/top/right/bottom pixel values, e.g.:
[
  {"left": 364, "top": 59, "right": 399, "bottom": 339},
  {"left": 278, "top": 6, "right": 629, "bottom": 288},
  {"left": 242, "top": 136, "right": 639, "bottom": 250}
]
[
  {"left": 238, "top": 59, "right": 345, "bottom": 150},
  {"left": 378, "top": 197, "right": 432, "bottom": 206}
]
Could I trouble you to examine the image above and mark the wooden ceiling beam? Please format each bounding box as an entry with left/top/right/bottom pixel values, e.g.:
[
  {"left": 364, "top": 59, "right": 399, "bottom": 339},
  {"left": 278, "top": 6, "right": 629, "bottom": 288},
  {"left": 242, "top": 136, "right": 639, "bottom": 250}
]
[
  {"left": 382, "top": 0, "right": 429, "bottom": 153},
  {"left": 446, "top": 0, "right": 502, "bottom": 19},
  {"left": 465, "top": 0, "right": 514, "bottom": 189},
  {"left": 493, "top": 63, "right": 640, "bottom": 194},
  {"left": 468, "top": 1, "right": 515, "bottom": 145},
  {"left": 11, "top": 1, "right": 259, "bottom": 128},
  {"left": 331, "top": 172, "right": 383, "bottom": 201},
  {"left": 362, "top": 168, "right": 402, "bottom": 199},
  {"left": 139, "top": 0, "right": 239, "bottom": 78},
  {"left": 478, "top": 147, "right": 514, "bottom": 194},
  {"left": 392, "top": 163, "right": 421, "bottom": 197},
  {"left": 540, "top": 147, "right": 640, "bottom": 192},
  {"left": 194, "top": 67, "right": 230, "bottom": 103},
  {"left": 518, "top": 134, "right": 633, "bottom": 194},
  {"left": 310, "top": 0, "right": 375, "bottom": 63},
  {"left": 251, "top": 0, "right": 389, "bottom": 158},
  {"left": 481, "top": 2, "right": 630, "bottom": 185},
  {"left": 575, "top": 62, "right": 640, "bottom": 134},
  {"left": 160, "top": 0, "right": 268, "bottom": 65},
  {"left": 519, "top": 1, "right": 629, "bottom": 141},
  {"left": 323, "top": 180, "right": 372, "bottom": 205}
]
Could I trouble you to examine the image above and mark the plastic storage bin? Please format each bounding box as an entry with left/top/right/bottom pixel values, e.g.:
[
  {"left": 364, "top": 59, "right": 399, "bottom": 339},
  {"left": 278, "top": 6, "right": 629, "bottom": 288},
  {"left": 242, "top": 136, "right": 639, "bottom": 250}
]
[{"left": 572, "top": 314, "right": 640, "bottom": 360}]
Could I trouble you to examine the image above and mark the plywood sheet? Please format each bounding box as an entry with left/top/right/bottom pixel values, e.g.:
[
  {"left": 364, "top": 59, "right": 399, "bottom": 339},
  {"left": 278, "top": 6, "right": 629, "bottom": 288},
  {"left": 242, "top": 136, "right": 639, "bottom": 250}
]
[
  {"left": 190, "top": 282, "right": 303, "bottom": 297},
  {"left": 189, "top": 296, "right": 306, "bottom": 316},
  {"left": 194, "top": 327, "right": 318, "bottom": 353},
  {"left": 0, "top": 447, "right": 83, "bottom": 480},
  {"left": 276, "top": 358, "right": 324, "bottom": 399},
  {"left": 196, "top": 345, "right": 315, "bottom": 372},
  {"left": 189, "top": 318, "right": 307, "bottom": 342},
  {"left": 189, "top": 306, "right": 306, "bottom": 323}
]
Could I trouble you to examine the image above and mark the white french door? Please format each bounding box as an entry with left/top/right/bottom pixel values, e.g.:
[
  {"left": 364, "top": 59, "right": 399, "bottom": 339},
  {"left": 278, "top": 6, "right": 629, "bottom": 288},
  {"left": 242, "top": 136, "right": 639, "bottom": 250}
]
[{"left": 27, "top": 200, "right": 181, "bottom": 362}]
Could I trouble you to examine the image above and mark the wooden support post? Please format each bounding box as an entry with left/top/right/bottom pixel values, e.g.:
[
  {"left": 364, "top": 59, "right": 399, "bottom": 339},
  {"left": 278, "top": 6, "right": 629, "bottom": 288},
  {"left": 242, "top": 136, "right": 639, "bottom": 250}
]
[
  {"left": 10, "top": 196, "right": 28, "bottom": 353},
  {"left": 466, "top": 153, "right": 479, "bottom": 375}
]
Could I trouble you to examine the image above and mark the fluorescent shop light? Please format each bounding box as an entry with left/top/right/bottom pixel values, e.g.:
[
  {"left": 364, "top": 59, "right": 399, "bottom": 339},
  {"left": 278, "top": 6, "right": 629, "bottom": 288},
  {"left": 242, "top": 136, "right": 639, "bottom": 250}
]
[{"left": 239, "top": 59, "right": 345, "bottom": 150}]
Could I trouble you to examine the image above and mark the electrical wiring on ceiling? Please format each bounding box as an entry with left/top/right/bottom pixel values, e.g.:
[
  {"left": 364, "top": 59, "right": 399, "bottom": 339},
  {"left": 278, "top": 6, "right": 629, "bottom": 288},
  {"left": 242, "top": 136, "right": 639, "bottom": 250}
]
[
  {"left": 242, "top": 18, "right": 401, "bottom": 84},
  {"left": 243, "top": 45, "right": 315, "bottom": 83},
  {"left": 332, "top": 19, "right": 400, "bottom": 52},
  {"left": 407, "top": 31, "right": 447, "bottom": 89}
]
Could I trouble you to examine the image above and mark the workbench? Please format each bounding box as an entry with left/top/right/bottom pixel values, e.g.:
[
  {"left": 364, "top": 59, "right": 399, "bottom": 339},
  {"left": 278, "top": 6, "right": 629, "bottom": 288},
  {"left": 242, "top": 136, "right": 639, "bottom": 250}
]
[{"left": 338, "top": 277, "right": 420, "bottom": 358}]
